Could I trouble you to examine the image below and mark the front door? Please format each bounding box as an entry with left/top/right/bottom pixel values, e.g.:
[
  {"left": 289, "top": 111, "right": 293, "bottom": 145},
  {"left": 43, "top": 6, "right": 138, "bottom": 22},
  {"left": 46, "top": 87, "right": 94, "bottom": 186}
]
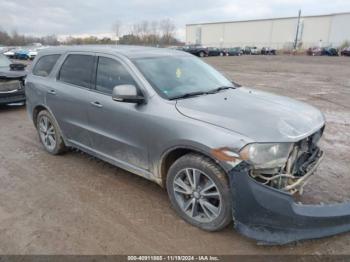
[{"left": 87, "top": 56, "right": 149, "bottom": 171}]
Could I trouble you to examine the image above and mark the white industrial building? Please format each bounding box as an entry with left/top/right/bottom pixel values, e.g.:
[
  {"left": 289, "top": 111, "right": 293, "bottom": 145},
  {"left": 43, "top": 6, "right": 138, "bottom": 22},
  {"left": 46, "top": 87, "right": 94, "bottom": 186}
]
[{"left": 186, "top": 12, "right": 350, "bottom": 49}]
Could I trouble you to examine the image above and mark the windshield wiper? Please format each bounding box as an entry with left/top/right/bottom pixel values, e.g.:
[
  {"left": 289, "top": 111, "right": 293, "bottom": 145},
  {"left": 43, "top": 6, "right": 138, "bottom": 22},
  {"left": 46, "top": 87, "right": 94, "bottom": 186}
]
[
  {"left": 169, "top": 91, "right": 209, "bottom": 100},
  {"left": 207, "top": 86, "right": 234, "bottom": 94},
  {"left": 169, "top": 85, "right": 238, "bottom": 100}
]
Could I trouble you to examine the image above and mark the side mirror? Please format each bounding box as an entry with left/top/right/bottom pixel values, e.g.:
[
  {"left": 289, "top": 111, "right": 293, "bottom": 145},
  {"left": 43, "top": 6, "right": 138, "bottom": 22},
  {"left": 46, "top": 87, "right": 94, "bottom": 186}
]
[{"left": 112, "top": 85, "right": 144, "bottom": 104}]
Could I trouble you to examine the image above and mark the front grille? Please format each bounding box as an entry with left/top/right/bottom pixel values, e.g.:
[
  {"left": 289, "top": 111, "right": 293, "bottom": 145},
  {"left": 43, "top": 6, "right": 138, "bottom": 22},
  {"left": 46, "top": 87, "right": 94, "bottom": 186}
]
[{"left": 0, "top": 80, "right": 22, "bottom": 92}]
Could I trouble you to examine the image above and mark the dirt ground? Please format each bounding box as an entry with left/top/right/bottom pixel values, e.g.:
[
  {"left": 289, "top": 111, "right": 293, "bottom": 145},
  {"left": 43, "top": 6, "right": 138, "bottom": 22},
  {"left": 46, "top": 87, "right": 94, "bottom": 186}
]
[{"left": 0, "top": 55, "right": 349, "bottom": 255}]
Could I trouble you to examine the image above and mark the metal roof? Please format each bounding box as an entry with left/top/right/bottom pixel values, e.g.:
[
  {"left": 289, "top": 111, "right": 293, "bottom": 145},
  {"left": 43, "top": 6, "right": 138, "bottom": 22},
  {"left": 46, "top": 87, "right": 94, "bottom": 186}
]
[{"left": 186, "top": 11, "right": 350, "bottom": 26}]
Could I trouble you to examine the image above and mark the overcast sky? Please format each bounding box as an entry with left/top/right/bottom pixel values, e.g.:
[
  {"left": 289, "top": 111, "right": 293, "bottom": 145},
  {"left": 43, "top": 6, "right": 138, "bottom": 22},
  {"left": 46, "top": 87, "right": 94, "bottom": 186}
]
[{"left": 1, "top": 0, "right": 350, "bottom": 40}]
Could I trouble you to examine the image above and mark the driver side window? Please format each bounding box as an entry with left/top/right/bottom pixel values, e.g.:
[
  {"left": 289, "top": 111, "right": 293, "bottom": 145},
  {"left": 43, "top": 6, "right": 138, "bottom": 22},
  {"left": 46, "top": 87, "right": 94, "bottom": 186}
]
[{"left": 96, "top": 57, "right": 137, "bottom": 95}]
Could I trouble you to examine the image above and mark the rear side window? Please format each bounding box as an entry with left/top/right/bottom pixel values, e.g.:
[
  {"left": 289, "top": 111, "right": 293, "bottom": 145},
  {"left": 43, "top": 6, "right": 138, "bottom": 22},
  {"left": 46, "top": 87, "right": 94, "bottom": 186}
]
[
  {"left": 33, "top": 54, "right": 60, "bottom": 77},
  {"left": 58, "top": 54, "right": 94, "bottom": 88},
  {"left": 96, "top": 57, "right": 137, "bottom": 94}
]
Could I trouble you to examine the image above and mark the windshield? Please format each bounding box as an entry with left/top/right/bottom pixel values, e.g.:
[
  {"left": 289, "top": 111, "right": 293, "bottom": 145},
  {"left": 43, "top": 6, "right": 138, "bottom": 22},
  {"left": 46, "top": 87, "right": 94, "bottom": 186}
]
[
  {"left": 132, "top": 55, "right": 233, "bottom": 99},
  {"left": 0, "top": 55, "right": 11, "bottom": 67}
]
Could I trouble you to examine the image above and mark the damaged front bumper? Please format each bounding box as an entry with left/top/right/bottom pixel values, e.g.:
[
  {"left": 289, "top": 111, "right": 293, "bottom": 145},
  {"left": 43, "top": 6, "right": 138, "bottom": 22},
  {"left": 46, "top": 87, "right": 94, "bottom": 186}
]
[
  {"left": 0, "top": 89, "right": 25, "bottom": 105},
  {"left": 0, "top": 79, "right": 26, "bottom": 105},
  {"left": 229, "top": 161, "right": 350, "bottom": 245}
]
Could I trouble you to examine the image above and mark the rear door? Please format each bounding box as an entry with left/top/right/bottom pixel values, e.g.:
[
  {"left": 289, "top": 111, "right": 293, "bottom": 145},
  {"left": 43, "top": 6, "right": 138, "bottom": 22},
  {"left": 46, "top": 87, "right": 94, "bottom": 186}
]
[
  {"left": 46, "top": 53, "right": 96, "bottom": 149},
  {"left": 26, "top": 54, "right": 61, "bottom": 111}
]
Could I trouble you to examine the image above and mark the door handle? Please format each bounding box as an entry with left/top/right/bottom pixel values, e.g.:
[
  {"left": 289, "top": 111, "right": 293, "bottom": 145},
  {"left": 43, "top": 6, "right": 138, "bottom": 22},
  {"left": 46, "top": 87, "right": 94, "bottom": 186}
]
[
  {"left": 48, "top": 89, "right": 56, "bottom": 95},
  {"left": 90, "top": 101, "right": 103, "bottom": 108}
]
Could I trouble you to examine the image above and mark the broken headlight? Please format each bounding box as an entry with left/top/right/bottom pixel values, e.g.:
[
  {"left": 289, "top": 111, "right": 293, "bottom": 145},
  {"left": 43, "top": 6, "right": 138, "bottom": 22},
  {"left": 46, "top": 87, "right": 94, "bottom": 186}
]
[{"left": 240, "top": 143, "right": 293, "bottom": 169}]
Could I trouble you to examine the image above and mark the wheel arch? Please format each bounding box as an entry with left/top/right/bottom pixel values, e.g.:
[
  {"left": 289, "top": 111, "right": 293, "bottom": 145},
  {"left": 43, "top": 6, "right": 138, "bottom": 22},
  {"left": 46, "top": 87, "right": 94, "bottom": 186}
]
[
  {"left": 32, "top": 104, "right": 49, "bottom": 127},
  {"left": 159, "top": 145, "right": 227, "bottom": 188},
  {"left": 32, "top": 104, "right": 68, "bottom": 145}
]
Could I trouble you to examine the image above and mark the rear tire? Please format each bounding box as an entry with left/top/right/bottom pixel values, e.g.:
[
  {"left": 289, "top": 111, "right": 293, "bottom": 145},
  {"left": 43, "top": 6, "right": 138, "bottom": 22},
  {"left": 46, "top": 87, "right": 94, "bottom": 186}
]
[
  {"left": 36, "top": 110, "right": 66, "bottom": 155},
  {"left": 199, "top": 51, "right": 205, "bottom": 57},
  {"left": 166, "top": 153, "right": 232, "bottom": 231}
]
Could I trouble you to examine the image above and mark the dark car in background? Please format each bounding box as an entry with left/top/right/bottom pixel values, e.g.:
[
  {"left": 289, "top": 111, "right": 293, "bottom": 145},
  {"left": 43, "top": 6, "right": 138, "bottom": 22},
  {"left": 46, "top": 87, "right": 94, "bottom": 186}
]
[
  {"left": 307, "top": 47, "right": 322, "bottom": 56},
  {"left": 0, "top": 54, "right": 27, "bottom": 105},
  {"left": 307, "top": 47, "right": 339, "bottom": 56},
  {"left": 261, "top": 47, "right": 277, "bottom": 55},
  {"left": 341, "top": 47, "right": 350, "bottom": 56},
  {"left": 207, "top": 47, "right": 225, "bottom": 56},
  {"left": 226, "top": 47, "right": 243, "bottom": 56},
  {"left": 322, "top": 47, "right": 339, "bottom": 56},
  {"left": 243, "top": 46, "right": 251, "bottom": 54},
  {"left": 182, "top": 45, "right": 209, "bottom": 57},
  {"left": 243, "top": 46, "right": 260, "bottom": 55}
]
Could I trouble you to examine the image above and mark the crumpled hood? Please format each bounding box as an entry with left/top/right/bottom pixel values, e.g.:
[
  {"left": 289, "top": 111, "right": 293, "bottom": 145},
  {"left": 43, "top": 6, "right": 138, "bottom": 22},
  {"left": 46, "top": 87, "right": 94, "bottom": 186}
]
[
  {"left": 0, "top": 67, "right": 27, "bottom": 79},
  {"left": 175, "top": 87, "right": 325, "bottom": 142}
]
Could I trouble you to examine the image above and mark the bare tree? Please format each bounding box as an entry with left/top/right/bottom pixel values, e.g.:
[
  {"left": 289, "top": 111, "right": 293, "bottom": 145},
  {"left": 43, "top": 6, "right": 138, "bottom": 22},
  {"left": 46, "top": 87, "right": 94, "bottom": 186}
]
[
  {"left": 159, "top": 19, "right": 176, "bottom": 45},
  {"left": 149, "top": 20, "right": 159, "bottom": 45},
  {"left": 150, "top": 20, "right": 159, "bottom": 36},
  {"left": 131, "top": 22, "right": 142, "bottom": 36},
  {"left": 112, "top": 20, "right": 122, "bottom": 43},
  {"left": 0, "top": 29, "right": 60, "bottom": 46},
  {"left": 118, "top": 19, "right": 180, "bottom": 47},
  {"left": 139, "top": 20, "right": 150, "bottom": 39}
]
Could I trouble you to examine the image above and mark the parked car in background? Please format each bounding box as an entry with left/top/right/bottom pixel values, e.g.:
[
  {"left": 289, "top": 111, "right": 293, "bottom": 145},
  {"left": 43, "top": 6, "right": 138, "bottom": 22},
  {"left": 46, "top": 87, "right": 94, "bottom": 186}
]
[
  {"left": 28, "top": 50, "right": 38, "bottom": 60},
  {"left": 25, "top": 45, "right": 350, "bottom": 245},
  {"left": 243, "top": 46, "right": 251, "bottom": 54},
  {"left": 167, "top": 46, "right": 184, "bottom": 51},
  {"left": 3, "top": 49, "right": 16, "bottom": 59},
  {"left": 0, "top": 54, "right": 27, "bottom": 105},
  {"left": 251, "top": 47, "right": 260, "bottom": 55},
  {"left": 244, "top": 46, "right": 260, "bottom": 55},
  {"left": 182, "top": 45, "right": 209, "bottom": 57},
  {"left": 226, "top": 47, "right": 243, "bottom": 56},
  {"left": 341, "top": 47, "right": 350, "bottom": 56},
  {"left": 324, "top": 47, "right": 338, "bottom": 56},
  {"left": 207, "top": 47, "right": 225, "bottom": 56},
  {"left": 307, "top": 47, "right": 338, "bottom": 56},
  {"left": 322, "top": 47, "right": 339, "bottom": 56},
  {"left": 307, "top": 47, "right": 322, "bottom": 56},
  {"left": 261, "top": 47, "right": 277, "bottom": 55},
  {"left": 14, "top": 49, "right": 31, "bottom": 60}
]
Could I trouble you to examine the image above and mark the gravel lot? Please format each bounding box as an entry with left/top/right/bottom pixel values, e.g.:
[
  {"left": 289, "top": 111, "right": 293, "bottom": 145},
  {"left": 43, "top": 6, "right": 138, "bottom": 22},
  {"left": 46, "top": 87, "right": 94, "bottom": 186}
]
[{"left": 0, "top": 55, "right": 349, "bottom": 254}]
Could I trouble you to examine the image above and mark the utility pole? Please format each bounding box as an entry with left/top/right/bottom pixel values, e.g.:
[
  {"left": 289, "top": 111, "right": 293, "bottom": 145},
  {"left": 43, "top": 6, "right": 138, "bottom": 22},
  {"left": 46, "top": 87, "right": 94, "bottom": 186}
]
[{"left": 294, "top": 10, "right": 301, "bottom": 49}]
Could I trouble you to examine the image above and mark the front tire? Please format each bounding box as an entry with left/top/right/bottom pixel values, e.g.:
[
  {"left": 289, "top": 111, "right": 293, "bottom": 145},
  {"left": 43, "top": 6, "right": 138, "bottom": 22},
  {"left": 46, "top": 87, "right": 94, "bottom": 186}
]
[
  {"left": 166, "top": 154, "right": 232, "bottom": 231},
  {"left": 36, "top": 110, "right": 66, "bottom": 155},
  {"left": 199, "top": 51, "right": 205, "bottom": 57}
]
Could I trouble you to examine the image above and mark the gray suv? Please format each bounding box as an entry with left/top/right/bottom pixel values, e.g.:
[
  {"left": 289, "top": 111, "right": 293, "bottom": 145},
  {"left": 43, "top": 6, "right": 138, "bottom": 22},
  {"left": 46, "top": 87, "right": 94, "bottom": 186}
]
[{"left": 26, "top": 46, "right": 350, "bottom": 244}]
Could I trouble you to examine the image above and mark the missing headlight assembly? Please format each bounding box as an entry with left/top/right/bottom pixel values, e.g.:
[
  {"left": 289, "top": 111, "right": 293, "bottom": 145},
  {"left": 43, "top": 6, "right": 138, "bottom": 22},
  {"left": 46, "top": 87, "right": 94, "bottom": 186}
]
[{"left": 241, "top": 128, "right": 325, "bottom": 195}]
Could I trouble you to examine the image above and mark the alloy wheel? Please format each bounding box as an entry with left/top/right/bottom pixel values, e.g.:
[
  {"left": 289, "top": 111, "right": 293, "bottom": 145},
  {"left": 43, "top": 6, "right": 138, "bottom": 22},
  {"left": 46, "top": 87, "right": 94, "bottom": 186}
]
[
  {"left": 38, "top": 115, "right": 56, "bottom": 151},
  {"left": 173, "top": 168, "right": 222, "bottom": 223}
]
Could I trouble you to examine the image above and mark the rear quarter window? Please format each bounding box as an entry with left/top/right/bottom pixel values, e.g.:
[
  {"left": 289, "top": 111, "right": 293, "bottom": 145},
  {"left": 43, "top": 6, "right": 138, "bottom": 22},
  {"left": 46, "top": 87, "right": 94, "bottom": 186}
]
[{"left": 33, "top": 54, "right": 61, "bottom": 77}]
